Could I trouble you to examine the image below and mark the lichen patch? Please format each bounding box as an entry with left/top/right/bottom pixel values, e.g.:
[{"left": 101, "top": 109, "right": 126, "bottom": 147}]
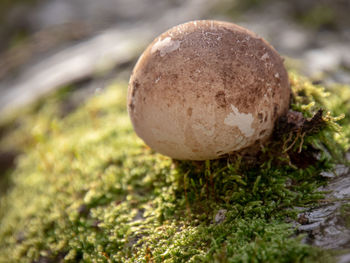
[
  {"left": 224, "top": 104, "right": 255, "bottom": 137},
  {"left": 151, "top": 37, "right": 181, "bottom": 57}
]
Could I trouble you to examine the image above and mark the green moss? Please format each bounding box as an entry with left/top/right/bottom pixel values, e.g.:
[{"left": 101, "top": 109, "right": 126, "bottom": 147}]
[
  {"left": 0, "top": 72, "right": 349, "bottom": 262},
  {"left": 0, "top": 84, "right": 77, "bottom": 153},
  {"left": 210, "top": 0, "right": 272, "bottom": 19}
]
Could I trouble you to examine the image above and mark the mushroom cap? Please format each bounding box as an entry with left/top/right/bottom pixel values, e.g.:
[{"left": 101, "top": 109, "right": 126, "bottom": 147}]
[{"left": 128, "top": 20, "right": 290, "bottom": 160}]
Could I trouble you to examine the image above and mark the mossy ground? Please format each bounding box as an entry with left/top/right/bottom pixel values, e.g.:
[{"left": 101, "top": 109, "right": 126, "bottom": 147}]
[{"left": 0, "top": 72, "right": 349, "bottom": 262}]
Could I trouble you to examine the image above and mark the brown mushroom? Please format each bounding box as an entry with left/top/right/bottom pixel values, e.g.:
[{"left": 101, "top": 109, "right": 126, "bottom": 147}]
[{"left": 128, "top": 20, "right": 290, "bottom": 160}]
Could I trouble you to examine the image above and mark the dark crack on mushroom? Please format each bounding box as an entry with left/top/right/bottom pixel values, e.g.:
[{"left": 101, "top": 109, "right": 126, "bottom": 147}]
[
  {"left": 187, "top": 107, "right": 193, "bottom": 117},
  {"left": 215, "top": 91, "right": 226, "bottom": 108}
]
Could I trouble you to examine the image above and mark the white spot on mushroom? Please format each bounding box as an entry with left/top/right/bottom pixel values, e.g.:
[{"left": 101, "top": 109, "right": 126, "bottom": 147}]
[
  {"left": 151, "top": 37, "right": 181, "bottom": 57},
  {"left": 155, "top": 76, "right": 161, "bottom": 83},
  {"left": 274, "top": 73, "right": 280, "bottom": 78},
  {"left": 261, "top": 53, "right": 269, "bottom": 60},
  {"left": 224, "top": 105, "right": 255, "bottom": 137}
]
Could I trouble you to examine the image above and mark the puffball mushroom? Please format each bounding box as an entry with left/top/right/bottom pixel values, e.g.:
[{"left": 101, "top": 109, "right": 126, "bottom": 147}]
[{"left": 128, "top": 20, "right": 290, "bottom": 160}]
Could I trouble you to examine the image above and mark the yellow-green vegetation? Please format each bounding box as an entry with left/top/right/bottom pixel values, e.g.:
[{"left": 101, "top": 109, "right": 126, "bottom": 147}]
[
  {"left": 296, "top": 4, "right": 336, "bottom": 30},
  {"left": 0, "top": 72, "right": 349, "bottom": 262}
]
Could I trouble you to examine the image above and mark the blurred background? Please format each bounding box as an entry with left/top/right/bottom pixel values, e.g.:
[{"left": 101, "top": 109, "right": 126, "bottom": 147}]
[
  {"left": 0, "top": 0, "right": 350, "bottom": 174},
  {"left": 1, "top": 0, "right": 350, "bottom": 114}
]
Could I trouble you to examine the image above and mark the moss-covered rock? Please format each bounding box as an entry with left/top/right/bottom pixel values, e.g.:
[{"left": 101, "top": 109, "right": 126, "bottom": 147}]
[{"left": 0, "top": 72, "right": 349, "bottom": 262}]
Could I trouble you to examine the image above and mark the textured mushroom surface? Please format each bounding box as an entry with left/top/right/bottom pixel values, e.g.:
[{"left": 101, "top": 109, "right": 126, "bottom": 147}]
[{"left": 128, "top": 20, "right": 291, "bottom": 160}]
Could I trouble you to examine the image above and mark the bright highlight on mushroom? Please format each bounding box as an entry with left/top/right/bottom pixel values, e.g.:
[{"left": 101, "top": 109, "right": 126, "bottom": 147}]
[{"left": 128, "top": 20, "right": 291, "bottom": 160}]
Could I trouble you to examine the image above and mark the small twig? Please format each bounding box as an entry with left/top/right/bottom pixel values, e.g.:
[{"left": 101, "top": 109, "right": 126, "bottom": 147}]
[
  {"left": 298, "top": 132, "right": 306, "bottom": 153},
  {"left": 284, "top": 131, "right": 300, "bottom": 153},
  {"left": 282, "top": 132, "right": 293, "bottom": 151},
  {"left": 205, "top": 160, "right": 211, "bottom": 200},
  {"left": 285, "top": 153, "right": 297, "bottom": 169},
  {"left": 183, "top": 171, "right": 191, "bottom": 215}
]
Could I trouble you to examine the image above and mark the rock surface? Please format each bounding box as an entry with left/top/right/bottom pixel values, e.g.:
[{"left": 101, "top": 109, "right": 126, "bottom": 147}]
[{"left": 297, "top": 163, "right": 350, "bottom": 261}]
